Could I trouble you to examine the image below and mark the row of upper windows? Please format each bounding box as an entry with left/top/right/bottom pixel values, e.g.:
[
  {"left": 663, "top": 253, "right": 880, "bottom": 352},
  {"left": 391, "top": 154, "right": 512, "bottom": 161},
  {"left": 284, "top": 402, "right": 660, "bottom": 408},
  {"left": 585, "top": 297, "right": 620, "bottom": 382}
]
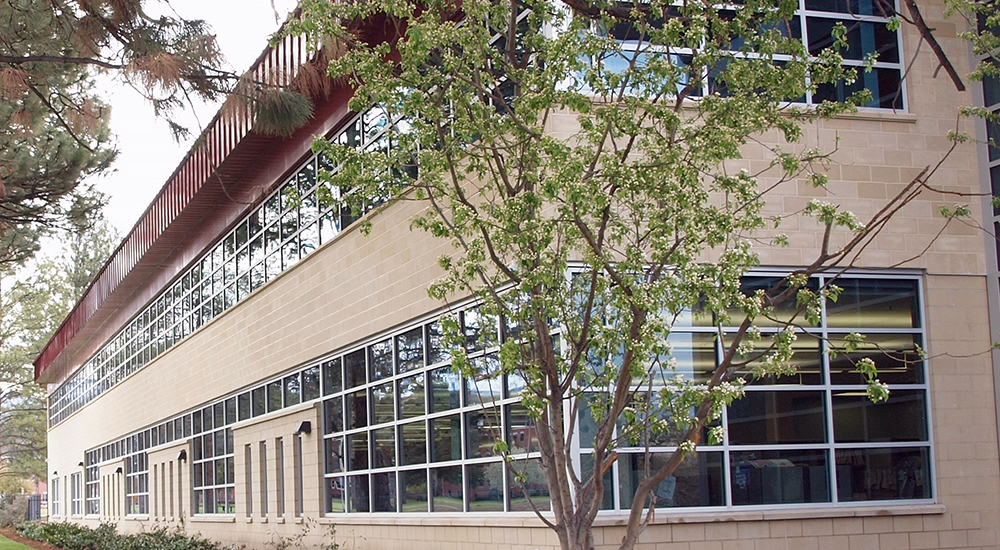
[{"left": 49, "top": 105, "right": 402, "bottom": 426}]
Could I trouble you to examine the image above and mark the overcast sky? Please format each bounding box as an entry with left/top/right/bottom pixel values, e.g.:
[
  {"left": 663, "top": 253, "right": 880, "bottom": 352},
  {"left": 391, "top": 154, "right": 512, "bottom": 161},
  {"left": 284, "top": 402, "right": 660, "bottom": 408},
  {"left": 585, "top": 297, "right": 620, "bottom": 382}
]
[{"left": 95, "top": 0, "right": 299, "bottom": 234}]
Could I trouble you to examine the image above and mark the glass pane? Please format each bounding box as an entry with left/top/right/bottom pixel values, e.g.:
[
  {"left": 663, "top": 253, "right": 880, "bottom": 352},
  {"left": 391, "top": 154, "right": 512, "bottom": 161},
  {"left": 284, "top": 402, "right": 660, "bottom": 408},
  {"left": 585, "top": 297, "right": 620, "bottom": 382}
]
[
  {"left": 347, "top": 433, "right": 369, "bottom": 471},
  {"left": 203, "top": 406, "right": 214, "bottom": 431},
  {"left": 466, "top": 407, "right": 501, "bottom": 459},
  {"left": 372, "top": 472, "right": 397, "bottom": 512},
  {"left": 578, "top": 393, "right": 607, "bottom": 450},
  {"left": 238, "top": 393, "right": 251, "bottom": 421},
  {"left": 508, "top": 459, "right": 549, "bottom": 511},
  {"left": 252, "top": 387, "right": 266, "bottom": 417},
  {"left": 730, "top": 449, "right": 830, "bottom": 505},
  {"left": 506, "top": 403, "right": 539, "bottom": 454},
  {"left": 826, "top": 278, "right": 919, "bottom": 328},
  {"left": 398, "top": 374, "right": 426, "bottom": 419},
  {"left": 804, "top": 0, "right": 884, "bottom": 16},
  {"left": 303, "top": 366, "right": 321, "bottom": 401},
  {"left": 430, "top": 414, "right": 462, "bottom": 462},
  {"left": 372, "top": 427, "right": 396, "bottom": 469},
  {"left": 326, "top": 477, "right": 345, "bottom": 513},
  {"left": 828, "top": 333, "right": 924, "bottom": 385},
  {"left": 464, "top": 354, "right": 502, "bottom": 406},
  {"left": 324, "top": 397, "right": 343, "bottom": 434},
  {"left": 429, "top": 366, "right": 461, "bottom": 412},
  {"left": 647, "top": 332, "right": 717, "bottom": 383},
  {"left": 396, "top": 327, "right": 424, "bottom": 373},
  {"left": 431, "top": 466, "right": 463, "bottom": 512},
  {"left": 467, "top": 463, "right": 505, "bottom": 512},
  {"left": 325, "top": 437, "right": 344, "bottom": 474},
  {"left": 345, "top": 350, "right": 366, "bottom": 389},
  {"left": 727, "top": 391, "right": 827, "bottom": 444},
  {"left": 347, "top": 390, "right": 368, "bottom": 430},
  {"left": 371, "top": 382, "right": 395, "bottom": 425},
  {"left": 401, "top": 469, "right": 428, "bottom": 512},
  {"left": 284, "top": 374, "right": 301, "bottom": 407},
  {"left": 400, "top": 422, "right": 427, "bottom": 466},
  {"left": 727, "top": 334, "right": 823, "bottom": 385},
  {"left": 323, "top": 358, "right": 343, "bottom": 395},
  {"left": 835, "top": 447, "right": 931, "bottom": 502},
  {"left": 833, "top": 390, "right": 927, "bottom": 443},
  {"left": 267, "top": 381, "right": 282, "bottom": 413},
  {"left": 806, "top": 17, "right": 898, "bottom": 63},
  {"left": 369, "top": 339, "right": 393, "bottom": 381},
  {"left": 619, "top": 452, "right": 724, "bottom": 509},
  {"left": 506, "top": 370, "right": 527, "bottom": 397},
  {"left": 728, "top": 277, "right": 820, "bottom": 327},
  {"left": 463, "top": 308, "right": 499, "bottom": 352},
  {"left": 426, "top": 321, "right": 451, "bottom": 365},
  {"left": 347, "top": 474, "right": 369, "bottom": 513},
  {"left": 580, "top": 454, "right": 614, "bottom": 510}
]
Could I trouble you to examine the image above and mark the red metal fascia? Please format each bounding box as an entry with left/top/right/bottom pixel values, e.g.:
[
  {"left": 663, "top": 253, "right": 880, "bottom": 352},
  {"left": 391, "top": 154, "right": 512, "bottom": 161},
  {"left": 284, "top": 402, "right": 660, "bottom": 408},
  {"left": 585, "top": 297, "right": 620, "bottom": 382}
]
[{"left": 33, "top": 29, "right": 352, "bottom": 385}]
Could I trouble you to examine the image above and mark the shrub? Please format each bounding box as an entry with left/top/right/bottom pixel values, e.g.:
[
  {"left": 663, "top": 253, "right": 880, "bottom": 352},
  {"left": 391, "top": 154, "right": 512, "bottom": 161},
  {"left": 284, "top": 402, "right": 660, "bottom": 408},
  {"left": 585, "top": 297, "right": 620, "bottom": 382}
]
[{"left": 14, "top": 523, "right": 227, "bottom": 550}]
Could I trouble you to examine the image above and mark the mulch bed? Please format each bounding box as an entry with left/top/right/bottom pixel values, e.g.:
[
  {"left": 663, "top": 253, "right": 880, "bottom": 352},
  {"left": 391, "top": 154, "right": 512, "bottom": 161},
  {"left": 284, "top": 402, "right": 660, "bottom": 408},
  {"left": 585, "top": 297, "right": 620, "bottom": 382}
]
[{"left": 0, "top": 528, "right": 63, "bottom": 550}]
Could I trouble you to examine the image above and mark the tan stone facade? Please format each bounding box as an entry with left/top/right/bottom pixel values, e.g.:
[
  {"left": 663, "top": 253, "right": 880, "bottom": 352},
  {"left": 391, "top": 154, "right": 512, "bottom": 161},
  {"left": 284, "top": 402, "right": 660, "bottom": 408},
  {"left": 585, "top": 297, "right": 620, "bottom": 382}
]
[{"left": 41, "top": 1, "right": 1000, "bottom": 549}]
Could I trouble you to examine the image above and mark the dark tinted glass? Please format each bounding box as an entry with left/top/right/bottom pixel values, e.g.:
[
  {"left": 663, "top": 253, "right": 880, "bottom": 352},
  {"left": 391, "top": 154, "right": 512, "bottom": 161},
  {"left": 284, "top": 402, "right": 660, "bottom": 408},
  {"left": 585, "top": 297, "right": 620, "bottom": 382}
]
[
  {"left": 401, "top": 469, "right": 428, "bottom": 512},
  {"left": 396, "top": 327, "right": 424, "bottom": 373},
  {"left": 828, "top": 333, "right": 924, "bottom": 385},
  {"left": 835, "top": 447, "right": 930, "bottom": 501},
  {"left": 619, "top": 451, "right": 724, "bottom": 508},
  {"left": 833, "top": 390, "right": 927, "bottom": 443},
  {"left": 400, "top": 421, "right": 427, "bottom": 466},
  {"left": 730, "top": 449, "right": 830, "bottom": 505},
  {"left": 430, "top": 414, "right": 462, "bottom": 462},
  {"left": 345, "top": 350, "right": 367, "bottom": 389},
  {"left": 728, "top": 391, "right": 827, "bottom": 444}
]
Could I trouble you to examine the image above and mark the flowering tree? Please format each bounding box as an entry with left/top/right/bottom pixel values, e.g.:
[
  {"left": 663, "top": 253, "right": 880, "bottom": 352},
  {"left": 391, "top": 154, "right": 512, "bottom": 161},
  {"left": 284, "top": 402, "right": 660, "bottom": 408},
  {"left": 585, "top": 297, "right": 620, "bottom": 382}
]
[{"left": 289, "top": 0, "right": 980, "bottom": 548}]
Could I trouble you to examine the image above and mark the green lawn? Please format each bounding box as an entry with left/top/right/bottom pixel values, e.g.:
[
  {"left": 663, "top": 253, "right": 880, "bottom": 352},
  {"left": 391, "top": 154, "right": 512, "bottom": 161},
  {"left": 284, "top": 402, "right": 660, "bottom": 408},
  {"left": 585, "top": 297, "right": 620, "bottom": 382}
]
[{"left": 0, "top": 533, "right": 38, "bottom": 550}]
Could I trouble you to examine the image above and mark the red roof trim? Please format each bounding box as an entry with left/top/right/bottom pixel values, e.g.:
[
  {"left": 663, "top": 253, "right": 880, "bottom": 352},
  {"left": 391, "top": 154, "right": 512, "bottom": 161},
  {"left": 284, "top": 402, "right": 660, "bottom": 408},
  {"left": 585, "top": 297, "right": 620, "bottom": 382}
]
[{"left": 33, "top": 30, "right": 318, "bottom": 383}]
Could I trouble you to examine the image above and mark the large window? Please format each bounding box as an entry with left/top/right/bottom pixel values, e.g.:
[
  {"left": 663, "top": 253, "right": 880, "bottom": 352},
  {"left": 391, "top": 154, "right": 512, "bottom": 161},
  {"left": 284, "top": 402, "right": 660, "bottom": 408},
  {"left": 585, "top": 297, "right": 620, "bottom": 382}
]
[
  {"left": 321, "top": 317, "right": 530, "bottom": 513},
  {"left": 192, "top": 402, "right": 236, "bottom": 515},
  {"left": 603, "top": 0, "right": 904, "bottom": 109},
  {"left": 124, "top": 452, "right": 148, "bottom": 515},
  {"left": 585, "top": 274, "right": 929, "bottom": 509},
  {"left": 70, "top": 472, "right": 83, "bottom": 516},
  {"left": 84, "top": 452, "right": 99, "bottom": 515},
  {"left": 50, "top": 477, "right": 60, "bottom": 517}
]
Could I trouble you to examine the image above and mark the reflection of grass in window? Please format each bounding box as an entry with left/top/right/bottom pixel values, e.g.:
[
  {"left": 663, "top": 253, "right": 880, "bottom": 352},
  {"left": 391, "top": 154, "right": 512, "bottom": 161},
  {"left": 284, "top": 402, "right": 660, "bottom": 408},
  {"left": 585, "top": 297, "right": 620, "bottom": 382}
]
[
  {"left": 401, "top": 500, "right": 428, "bottom": 512},
  {"left": 468, "top": 499, "right": 504, "bottom": 511},
  {"left": 432, "top": 496, "right": 464, "bottom": 511},
  {"left": 508, "top": 496, "right": 551, "bottom": 510}
]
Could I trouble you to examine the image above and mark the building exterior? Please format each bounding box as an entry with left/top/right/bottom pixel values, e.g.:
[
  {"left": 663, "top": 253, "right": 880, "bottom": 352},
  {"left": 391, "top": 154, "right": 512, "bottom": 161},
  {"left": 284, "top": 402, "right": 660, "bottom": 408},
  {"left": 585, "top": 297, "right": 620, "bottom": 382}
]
[{"left": 36, "top": 2, "right": 1000, "bottom": 549}]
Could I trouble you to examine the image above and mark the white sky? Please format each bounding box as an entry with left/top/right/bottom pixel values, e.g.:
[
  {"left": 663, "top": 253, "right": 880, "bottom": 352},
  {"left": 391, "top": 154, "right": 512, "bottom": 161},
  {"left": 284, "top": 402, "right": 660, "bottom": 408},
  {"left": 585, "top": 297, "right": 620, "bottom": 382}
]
[{"left": 95, "top": 0, "right": 299, "bottom": 234}]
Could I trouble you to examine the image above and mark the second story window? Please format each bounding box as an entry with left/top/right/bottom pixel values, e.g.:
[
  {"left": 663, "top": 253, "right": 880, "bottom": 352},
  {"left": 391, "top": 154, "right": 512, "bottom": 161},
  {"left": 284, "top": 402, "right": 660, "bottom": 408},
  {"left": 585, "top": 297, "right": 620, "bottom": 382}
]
[{"left": 597, "top": 0, "right": 904, "bottom": 110}]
